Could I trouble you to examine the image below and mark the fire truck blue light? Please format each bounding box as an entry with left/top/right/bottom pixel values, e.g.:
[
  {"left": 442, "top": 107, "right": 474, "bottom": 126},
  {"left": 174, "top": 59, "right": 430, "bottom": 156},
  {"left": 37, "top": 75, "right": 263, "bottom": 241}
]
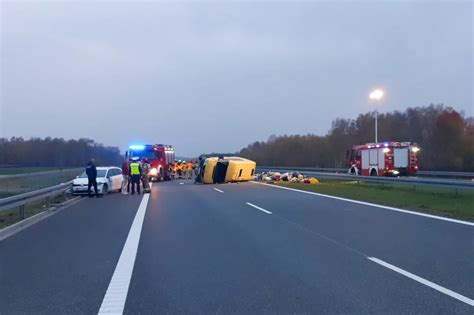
[{"left": 129, "top": 145, "right": 145, "bottom": 150}]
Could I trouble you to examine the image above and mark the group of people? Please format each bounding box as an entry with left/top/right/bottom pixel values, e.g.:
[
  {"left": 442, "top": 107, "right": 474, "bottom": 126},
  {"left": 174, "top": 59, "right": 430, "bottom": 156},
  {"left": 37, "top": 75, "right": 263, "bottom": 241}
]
[
  {"left": 121, "top": 157, "right": 151, "bottom": 195},
  {"left": 85, "top": 157, "right": 201, "bottom": 198},
  {"left": 171, "top": 160, "right": 199, "bottom": 179}
]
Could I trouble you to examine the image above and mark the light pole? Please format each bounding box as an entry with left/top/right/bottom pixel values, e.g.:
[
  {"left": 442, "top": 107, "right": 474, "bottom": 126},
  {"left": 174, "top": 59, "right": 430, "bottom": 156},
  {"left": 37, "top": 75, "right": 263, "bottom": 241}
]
[{"left": 369, "top": 88, "right": 384, "bottom": 143}]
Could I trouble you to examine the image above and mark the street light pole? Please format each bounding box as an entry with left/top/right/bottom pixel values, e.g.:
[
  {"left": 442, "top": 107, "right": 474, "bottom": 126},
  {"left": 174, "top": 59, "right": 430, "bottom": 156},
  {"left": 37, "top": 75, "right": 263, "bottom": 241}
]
[
  {"left": 375, "top": 109, "right": 378, "bottom": 143},
  {"left": 369, "top": 88, "right": 384, "bottom": 144}
]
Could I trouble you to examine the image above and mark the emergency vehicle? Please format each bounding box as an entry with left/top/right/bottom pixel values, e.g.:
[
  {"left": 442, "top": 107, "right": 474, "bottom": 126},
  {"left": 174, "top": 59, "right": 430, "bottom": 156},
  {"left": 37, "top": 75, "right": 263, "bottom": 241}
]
[
  {"left": 347, "top": 142, "right": 420, "bottom": 176},
  {"left": 126, "top": 144, "right": 175, "bottom": 181}
]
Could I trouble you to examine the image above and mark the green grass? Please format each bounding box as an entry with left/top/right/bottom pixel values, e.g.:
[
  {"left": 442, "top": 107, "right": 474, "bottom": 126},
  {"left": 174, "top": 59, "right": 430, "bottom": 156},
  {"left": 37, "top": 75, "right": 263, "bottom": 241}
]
[
  {"left": 0, "top": 167, "right": 79, "bottom": 175},
  {"left": 271, "top": 180, "right": 474, "bottom": 222},
  {"left": 0, "top": 194, "right": 76, "bottom": 229},
  {"left": 0, "top": 168, "right": 82, "bottom": 196}
]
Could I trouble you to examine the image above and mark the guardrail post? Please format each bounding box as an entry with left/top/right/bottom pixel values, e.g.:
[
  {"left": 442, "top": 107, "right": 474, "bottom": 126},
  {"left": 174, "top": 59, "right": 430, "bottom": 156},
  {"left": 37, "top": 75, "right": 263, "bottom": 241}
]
[{"left": 19, "top": 205, "right": 25, "bottom": 220}]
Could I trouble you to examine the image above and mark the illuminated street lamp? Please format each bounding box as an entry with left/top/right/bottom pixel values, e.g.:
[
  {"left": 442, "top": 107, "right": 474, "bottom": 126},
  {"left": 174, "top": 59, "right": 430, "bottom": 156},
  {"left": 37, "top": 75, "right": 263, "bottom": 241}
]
[{"left": 369, "top": 88, "right": 384, "bottom": 143}]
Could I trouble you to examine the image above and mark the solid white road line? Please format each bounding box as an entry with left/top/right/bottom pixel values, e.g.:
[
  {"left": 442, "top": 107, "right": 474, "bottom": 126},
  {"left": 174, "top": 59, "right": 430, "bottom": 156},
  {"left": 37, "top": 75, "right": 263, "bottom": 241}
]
[
  {"left": 251, "top": 182, "right": 474, "bottom": 226},
  {"left": 368, "top": 257, "right": 474, "bottom": 306},
  {"left": 213, "top": 188, "right": 224, "bottom": 193},
  {"left": 98, "top": 188, "right": 151, "bottom": 314},
  {"left": 246, "top": 202, "right": 272, "bottom": 214}
]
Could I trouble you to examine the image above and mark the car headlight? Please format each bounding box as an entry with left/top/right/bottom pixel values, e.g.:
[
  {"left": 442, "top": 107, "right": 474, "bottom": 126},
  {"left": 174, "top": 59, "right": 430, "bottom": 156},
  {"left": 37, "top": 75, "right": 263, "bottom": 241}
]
[{"left": 150, "top": 168, "right": 158, "bottom": 176}]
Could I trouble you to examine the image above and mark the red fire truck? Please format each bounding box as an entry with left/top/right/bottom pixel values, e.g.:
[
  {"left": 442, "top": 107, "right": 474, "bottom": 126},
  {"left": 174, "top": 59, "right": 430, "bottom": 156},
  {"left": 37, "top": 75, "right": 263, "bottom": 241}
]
[
  {"left": 126, "top": 144, "right": 175, "bottom": 181},
  {"left": 347, "top": 141, "right": 420, "bottom": 176}
]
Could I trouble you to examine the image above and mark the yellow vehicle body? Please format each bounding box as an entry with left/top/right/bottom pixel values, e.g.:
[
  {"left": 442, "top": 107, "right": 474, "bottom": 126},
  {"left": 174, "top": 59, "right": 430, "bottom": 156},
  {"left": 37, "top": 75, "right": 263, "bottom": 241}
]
[
  {"left": 202, "top": 157, "right": 218, "bottom": 184},
  {"left": 201, "top": 156, "right": 256, "bottom": 184}
]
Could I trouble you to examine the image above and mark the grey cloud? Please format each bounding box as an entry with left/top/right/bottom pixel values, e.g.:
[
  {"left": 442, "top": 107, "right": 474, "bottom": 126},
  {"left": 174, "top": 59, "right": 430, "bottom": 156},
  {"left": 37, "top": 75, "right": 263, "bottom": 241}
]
[{"left": 1, "top": 1, "right": 472, "bottom": 156}]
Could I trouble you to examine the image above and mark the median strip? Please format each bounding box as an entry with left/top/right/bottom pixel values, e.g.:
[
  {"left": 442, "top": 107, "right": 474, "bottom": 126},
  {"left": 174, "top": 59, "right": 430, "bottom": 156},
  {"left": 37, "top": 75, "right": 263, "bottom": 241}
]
[
  {"left": 246, "top": 202, "right": 272, "bottom": 214},
  {"left": 368, "top": 257, "right": 474, "bottom": 306}
]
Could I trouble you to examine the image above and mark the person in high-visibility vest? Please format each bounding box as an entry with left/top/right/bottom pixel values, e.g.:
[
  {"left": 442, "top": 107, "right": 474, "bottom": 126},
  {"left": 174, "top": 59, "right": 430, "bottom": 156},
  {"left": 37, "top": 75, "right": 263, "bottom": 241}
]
[
  {"left": 172, "top": 161, "right": 178, "bottom": 179},
  {"left": 181, "top": 161, "right": 187, "bottom": 179},
  {"left": 129, "top": 158, "right": 142, "bottom": 195},
  {"left": 176, "top": 161, "right": 182, "bottom": 179},
  {"left": 187, "top": 161, "right": 193, "bottom": 179}
]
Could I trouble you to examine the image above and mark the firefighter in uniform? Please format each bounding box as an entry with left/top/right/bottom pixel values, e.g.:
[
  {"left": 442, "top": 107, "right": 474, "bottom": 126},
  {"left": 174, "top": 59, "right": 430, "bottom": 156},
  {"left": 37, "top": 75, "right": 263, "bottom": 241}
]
[
  {"left": 177, "top": 161, "right": 183, "bottom": 179},
  {"left": 172, "top": 161, "right": 178, "bottom": 179},
  {"left": 187, "top": 160, "right": 193, "bottom": 179},
  {"left": 129, "top": 158, "right": 142, "bottom": 195},
  {"left": 193, "top": 160, "right": 199, "bottom": 178},
  {"left": 141, "top": 158, "right": 151, "bottom": 193},
  {"left": 181, "top": 161, "right": 187, "bottom": 179}
]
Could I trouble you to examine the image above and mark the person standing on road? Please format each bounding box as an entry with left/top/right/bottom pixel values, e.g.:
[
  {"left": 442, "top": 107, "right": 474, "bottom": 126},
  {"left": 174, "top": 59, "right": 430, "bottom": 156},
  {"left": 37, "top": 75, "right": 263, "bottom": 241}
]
[
  {"left": 181, "top": 161, "right": 187, "bottom": 179},
  {"left": 177, "top": 161, "right": 182, "bottom": 179},
  {"left": 187, "top": 160, "right": 193, "bottom": 179},
  {"left": 141, "top": 158, "right": 151, "bottom": 193},
  {"left": 121, "top": 160, "right": 130, "bottom": 194},
  {"left": 86, "top": 159, "right": 99, "bottom": 198},
  {"left": 193, "top": 160, "right": 199, "bottom": 178},
  {"left": 171, "top": 161, "right": 177, "bottom": 179},
  {"left": 129, "top": 158, "right": 142, "bottom": 195}
]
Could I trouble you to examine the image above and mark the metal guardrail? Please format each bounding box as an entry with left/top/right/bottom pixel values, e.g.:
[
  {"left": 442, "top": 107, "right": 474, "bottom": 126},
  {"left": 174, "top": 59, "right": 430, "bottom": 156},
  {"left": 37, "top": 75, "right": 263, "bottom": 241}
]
[
  {"left": 0, "top": 181, "right": 72, "bottom": 219},
  {"left": 417, "top": 171, "right": 474, "bottom": 179},
  {"left": 257, "top": 166, "right": 474, "bottom": 179},
  {"left": 256, "top": 167, "right": 474, "bottom": 190}
]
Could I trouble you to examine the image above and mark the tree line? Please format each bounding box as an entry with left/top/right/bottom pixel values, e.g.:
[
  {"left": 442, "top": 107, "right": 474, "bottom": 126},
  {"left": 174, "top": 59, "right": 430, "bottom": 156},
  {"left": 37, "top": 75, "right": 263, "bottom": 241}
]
[
  {"left": 239, "top": 105, "right": 474, "bottom": 171},
  {"left": 0, "top": 137, "right": 123, "bottom": 167}
]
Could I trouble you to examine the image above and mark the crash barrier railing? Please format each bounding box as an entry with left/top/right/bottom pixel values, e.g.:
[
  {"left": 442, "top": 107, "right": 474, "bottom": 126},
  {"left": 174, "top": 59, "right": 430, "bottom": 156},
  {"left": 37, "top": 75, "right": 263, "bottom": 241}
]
[
  {"left": 257, "top": 166, "right": 474, "bottom": 179},
  {"left": 417, "top": 171, "right": 474, "bottom": 179},
  {"left": 0, "top": 168, "right": 82, "bottom": 195},
  {"left": 256, "top": 167, "right": 474, "bottom": 190},
  {"left": 0, "top": 181, "right": 73, "bottom": 220}
]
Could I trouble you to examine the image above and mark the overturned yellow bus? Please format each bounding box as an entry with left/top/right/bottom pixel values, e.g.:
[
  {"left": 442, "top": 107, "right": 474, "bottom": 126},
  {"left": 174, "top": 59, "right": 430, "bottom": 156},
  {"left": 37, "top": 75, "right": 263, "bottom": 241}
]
[{"left": 200, "top": 156, "right": 256, "bottom": 184}]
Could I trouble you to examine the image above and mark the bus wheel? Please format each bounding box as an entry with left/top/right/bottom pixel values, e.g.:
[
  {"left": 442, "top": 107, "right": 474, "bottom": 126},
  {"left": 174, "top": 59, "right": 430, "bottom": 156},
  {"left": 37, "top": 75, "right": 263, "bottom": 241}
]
[
  {"left": 350, "top": 168, "right": 357, "bottom": 175},
  {"left": 370, "top": 169, "right": 377, "bottom": 176}
]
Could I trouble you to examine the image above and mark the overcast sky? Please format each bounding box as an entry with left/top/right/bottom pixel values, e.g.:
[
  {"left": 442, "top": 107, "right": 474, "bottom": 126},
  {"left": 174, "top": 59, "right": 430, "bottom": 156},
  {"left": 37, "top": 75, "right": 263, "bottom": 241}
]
[{"left": 1, "top": 0, "right": 472, "bottom": 156}]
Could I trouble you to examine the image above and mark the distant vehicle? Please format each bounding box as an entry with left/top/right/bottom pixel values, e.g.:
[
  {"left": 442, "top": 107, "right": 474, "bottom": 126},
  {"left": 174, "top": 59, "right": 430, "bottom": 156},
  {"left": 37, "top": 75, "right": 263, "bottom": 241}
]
[
  {"left": 126, "top": 144, "right": 175, "bottom": 181},
  {"left": 72, "top": 166, "right": 123, "bottom": 195},
  {"left": 347, "top": 141, "right": 420, "bottom": 176},
  {"left": 200, "top": 156, "right": 256, "bottom": 184}
]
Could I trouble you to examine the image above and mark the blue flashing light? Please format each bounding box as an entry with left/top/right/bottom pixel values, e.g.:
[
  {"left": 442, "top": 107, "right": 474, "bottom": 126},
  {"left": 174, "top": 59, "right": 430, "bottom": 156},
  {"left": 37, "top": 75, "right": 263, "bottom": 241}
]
[
  {"left": 129, "top": 145, "right": 145, "bottom": 151},
  {"left": 384, "top": 143, "right": 389, "bottom": 147}
]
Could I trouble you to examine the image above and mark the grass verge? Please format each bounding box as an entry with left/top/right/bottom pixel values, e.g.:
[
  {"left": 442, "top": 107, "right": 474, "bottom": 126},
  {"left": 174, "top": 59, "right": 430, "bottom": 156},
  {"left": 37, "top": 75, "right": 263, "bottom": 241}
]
[
  {"left": 270, "top": 180, "right": 474, "bottom": 222},
  {"left": 0, "top": 193, "right": 77, "bottom": 229},
  {"left": 0, "top": 167, "right": 80, "bottom": 175}
]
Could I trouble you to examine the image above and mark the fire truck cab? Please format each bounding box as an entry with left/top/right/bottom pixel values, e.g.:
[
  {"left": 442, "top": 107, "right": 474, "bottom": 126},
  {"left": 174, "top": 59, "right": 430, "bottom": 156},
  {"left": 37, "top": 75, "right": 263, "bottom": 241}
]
[
  {"left": 127, "top": 144, "right": 175, "bottom": 181},
  {"left": 348, "top": 142, "right": 420, "bottom": 176}
]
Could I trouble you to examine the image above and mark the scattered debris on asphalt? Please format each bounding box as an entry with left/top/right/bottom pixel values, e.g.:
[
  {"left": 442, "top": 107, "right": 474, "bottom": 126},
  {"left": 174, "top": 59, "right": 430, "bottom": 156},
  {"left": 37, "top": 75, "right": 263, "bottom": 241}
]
[{"left": 254, "top": 171, "right": 319, "bottom": 184}]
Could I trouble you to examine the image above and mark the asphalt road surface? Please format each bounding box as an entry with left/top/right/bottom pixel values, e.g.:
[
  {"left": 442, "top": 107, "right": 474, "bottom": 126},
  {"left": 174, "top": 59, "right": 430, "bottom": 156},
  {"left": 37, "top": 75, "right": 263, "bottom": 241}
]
[{"left": 0, "top": 180, "right": 473, "bottom": 314}]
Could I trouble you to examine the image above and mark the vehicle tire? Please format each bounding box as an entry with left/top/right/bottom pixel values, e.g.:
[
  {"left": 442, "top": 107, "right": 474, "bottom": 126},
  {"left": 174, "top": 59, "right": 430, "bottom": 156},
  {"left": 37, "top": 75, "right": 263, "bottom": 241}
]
[
  {"left": 370, "top": 169, "right": 377, "bottom": 176},
  {"left": 350, "top": 167, "right": 356, "bottom": 175},
  {"left": 102, "top": 184, "right": 109, "bottom": 195}
]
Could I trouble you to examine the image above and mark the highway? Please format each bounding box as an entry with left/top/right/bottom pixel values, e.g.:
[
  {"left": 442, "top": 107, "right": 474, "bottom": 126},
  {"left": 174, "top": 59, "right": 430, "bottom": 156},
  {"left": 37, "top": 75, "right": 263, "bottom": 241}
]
[{"left": 0, "top": 180, "right": 473, "bottom": 314}]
